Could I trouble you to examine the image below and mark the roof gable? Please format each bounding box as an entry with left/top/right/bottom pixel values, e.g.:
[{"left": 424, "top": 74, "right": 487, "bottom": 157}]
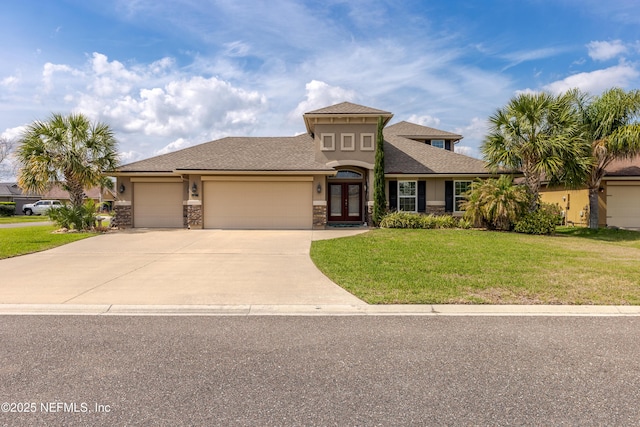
[
  {"left": 384, "top": 132, "right": 488, "bottom": 175},
  {"left": 305, "top": 102, "right": 391, "bottom": 115}
]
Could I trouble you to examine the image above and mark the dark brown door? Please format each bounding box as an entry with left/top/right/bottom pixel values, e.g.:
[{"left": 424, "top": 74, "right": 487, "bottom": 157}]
[{"left": 328, "top": 183, "right": 362, "bottom": 222}]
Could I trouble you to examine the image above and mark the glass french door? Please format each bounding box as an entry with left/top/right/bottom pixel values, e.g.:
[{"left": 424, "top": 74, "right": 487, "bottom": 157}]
[{"left": 328, "top": 183, "right": 362, "bottom": 222}]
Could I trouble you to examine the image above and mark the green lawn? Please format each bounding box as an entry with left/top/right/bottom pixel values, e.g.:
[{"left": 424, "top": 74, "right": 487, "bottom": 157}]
[
  {"left": 310, "top": 227, "right": 640, "bottom": 305},
  {"left": 0, "top": 216, "right": 52, "bottom": 224},
  {"left": 0, "top": 226, "right": 96, "bottom": 259}
]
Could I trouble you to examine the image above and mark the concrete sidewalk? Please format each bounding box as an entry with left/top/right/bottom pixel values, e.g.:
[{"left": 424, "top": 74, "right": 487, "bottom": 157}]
[{"left": 0, "top": 303, "right": 639, "bottom": 316}]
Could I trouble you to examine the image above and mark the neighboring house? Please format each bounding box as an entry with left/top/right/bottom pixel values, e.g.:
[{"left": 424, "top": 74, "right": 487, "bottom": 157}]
[
  {"left": 0, "top": 182, "right": 40, "bottom": 213},
  {"left": 540, "top": 156, "right": 640, "bottom": 229},
  {"left": 41, "top": 185, "right": 117, "bottom": 209},
  {"left": 112, "top": 102, "right": 493, "bottom": 229},
  {"left": 0, "top": 182, "right": 116, "bottom": 214}
]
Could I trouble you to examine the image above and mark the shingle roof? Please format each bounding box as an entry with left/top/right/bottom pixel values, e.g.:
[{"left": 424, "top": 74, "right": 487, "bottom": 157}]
[
  {"left": 0, "top": 182, "right": 24, "bottom": 197},
  {"left": 118, "top": 134, "right": 333, "bottom": 172},
  {"left": 384, "top": 133, "right": 489, "bottom": 175},
  {"left": 385, "top": 121, "right": 462, "bottom": 140},
  {"left": 605, "top": 156, "right": 640, "bottom": 177},
  {"left": 305, "top": 102, "right": 392, "bottom": 115}
]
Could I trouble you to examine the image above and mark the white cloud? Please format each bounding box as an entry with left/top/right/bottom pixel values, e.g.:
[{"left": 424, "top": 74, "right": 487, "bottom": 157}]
[
  {"left": 156, "top": 138, "right": 192, "bottom": 155},
  {"left": 290, "top": 80, "right": 358, "bottom": 119},
  {"left": 587, "top": 40, "right": 627, "bottom": 61},
  {"left": 1, "top": 75, "right": 19, "bottom": 88},
  {"left": 543, "top": 62, "right": 639, "bottom": 94},
  {"left": 42, "top": 63, "right": 84, "bottom": 92},
  {"left": 406, "top": 114, "right": 441, "bottom": 128},
  {"left": 1, "top": 126, "right": 26, "bottom": 141}
]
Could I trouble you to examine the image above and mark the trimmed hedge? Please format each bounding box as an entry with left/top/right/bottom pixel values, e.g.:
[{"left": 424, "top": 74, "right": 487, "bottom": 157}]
[
  {"left": 0, "top": 202, "right": 16, "bottom": 217},
  {"left": 379, "top": 212, "right": 470, "bottom": 229}
]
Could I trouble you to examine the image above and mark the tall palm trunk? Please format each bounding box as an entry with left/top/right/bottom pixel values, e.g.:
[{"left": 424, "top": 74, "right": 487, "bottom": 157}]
[{"left": 588, "top": 187, "right": 599, "bottom": 229}]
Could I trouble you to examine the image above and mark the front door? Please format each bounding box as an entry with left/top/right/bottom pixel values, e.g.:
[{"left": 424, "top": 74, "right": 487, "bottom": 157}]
[{"left": 328, "top": 183, "right": 362, "bottom": 222}]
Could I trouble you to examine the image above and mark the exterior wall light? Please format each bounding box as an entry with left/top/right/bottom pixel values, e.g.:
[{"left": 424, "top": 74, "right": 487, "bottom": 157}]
[
  {"left": 119, "top": 184, "right": 125, "bottom": 194},
  {"left": 192, "top": 182, "right": 198, "bottom": 193},
  {"left": 316, "top": 183, "right": 322, "bottom": 193}
]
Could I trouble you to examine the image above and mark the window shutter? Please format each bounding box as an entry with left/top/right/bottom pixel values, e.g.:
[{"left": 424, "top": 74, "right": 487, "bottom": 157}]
[
  {"left": 418, "top": 181, "right": 426, "bottom": 213},
  {"left": 389, "top": 180, "right": 397, "bottom": 210},
  {"left": 445, "top": 140, "right": 452, "bottom": 151},
  {"left": 445, "top": 181, "right": 454, "bottom": 213}
]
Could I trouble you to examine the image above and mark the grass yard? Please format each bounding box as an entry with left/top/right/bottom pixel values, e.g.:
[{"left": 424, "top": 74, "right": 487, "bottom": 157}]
[
  {"left": 310, "top": 227, "right": 640, "bottom": 305},
  {"left": 0, "top": 226, "right": 96, "bottom": 259},
  {"left": 0, "top": 216, "right": 52, "bottom": 224}
]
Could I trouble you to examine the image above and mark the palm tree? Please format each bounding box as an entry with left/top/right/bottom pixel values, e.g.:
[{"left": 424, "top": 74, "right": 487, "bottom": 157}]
[
  {"left": 461, "top": 175, "right": 530, "bottom": 231},
  {"left": 577, "top": 88, "right": 640, "bottom": 229},
  {"left": 16, "top": 113, "right": 118, "bottom": 207},
  {"left": 482, "top": 91, "right": 591, "bottom": 211}
]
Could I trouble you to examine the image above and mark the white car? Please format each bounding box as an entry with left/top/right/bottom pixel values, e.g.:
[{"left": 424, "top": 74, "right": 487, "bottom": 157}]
[{"left": 22, "top": 200, "right": 62, "bottom": 216}]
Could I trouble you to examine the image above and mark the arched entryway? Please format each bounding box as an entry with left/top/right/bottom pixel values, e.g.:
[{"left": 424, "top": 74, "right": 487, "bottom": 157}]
[{"left": 327, "top": 169, "right": 365, "bottom": 224}]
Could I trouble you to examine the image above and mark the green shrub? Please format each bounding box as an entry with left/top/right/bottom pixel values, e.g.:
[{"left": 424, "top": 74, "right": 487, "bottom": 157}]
[
  {"left": 514, "top": 205, "right": 559, "bottom": 235},
  {"left": 0, "top": 202, "right": 16, "bottom": 217},
  {"left": 48, "top": 199, "right": 98, "bottom": 230},
  {"left": 460, "top": 176, "right": 530, "bottom": 231},
  {"left": 380, "top": 212, "right": 462, "bottom": 229}
]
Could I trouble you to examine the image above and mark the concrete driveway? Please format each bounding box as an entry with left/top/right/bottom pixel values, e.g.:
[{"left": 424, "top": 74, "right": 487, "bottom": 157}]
[{"left": 0, "top": 229, "right": 367, "bottom": 305}]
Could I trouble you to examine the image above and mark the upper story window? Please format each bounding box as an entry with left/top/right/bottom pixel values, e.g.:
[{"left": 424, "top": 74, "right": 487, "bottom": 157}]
[
  {"left": 360, "top": 133, "right": 375, "bottom": 151},
  {"left": 341, "top": 133, "right": 355, "bottom": 151},
  {"left": 454, "top": 180, "right": 472, "bottom": 212},
  {"left": 398, "top": 181, "right": 417, "bottom": 212},
  {"left": 320, "top": 133, "right": 335, "bottom": 151},
  {"left": 431, "top": 140, "right": 445, "bottom": 149}
]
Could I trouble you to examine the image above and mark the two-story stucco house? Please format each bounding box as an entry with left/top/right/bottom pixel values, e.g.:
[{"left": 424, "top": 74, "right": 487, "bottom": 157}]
[{"left": 111, "top": 102, "right": 493, "bottom": 229}]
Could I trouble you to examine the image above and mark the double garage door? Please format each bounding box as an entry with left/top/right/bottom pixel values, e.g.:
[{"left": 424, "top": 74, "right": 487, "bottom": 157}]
[
  {"left": 203, "top": 179, "right": 312, "bottom": 229},
  {"left": 133, "top": 179, "right": 312, "bottom": 229},
  {"left": 607, "top": 184, "right": 640, "bottom": 229}
]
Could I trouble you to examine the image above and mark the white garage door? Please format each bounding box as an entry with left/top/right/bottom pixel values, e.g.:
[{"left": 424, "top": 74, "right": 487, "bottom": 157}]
[
  {"left": 203, "top": 180, "right": 312, "bottom": 229},
  {"left": 607, "top": 184, "right": 640, "bottom": 229},
  {"left": 133, "top": 182, "right": 184, "bottom": 228}
]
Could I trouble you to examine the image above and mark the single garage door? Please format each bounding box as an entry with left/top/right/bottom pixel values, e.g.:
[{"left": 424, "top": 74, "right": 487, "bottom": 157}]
[
  {"left": 203, "top": 180, "right": 312, "bottom": 229},
  {"left": 133, "top": 182, "right": 184, "bottom": 228},
  {"left": 607, "top": 184, "right": 640, "bottom": 229}
]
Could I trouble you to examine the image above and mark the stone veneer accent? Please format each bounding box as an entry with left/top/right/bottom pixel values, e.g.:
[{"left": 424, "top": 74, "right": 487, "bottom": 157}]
[
  {"left": 112, "top": 204, "right": 132, "bottom": 228},
  {"left": 186, "top": 204, "right": 203, "bottom": 228},
  {"left": 365, "top": 204, "right": 373, "bottom": 226},
  {"left": 426, "top": 206, "right": 446, "bottom": 215},
  {"left": 313, "top": 205, "right": 327, "bottom": 228}
]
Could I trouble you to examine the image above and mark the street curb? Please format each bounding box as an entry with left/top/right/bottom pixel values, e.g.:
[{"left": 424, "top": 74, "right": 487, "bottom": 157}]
[{"left": 0, "top": 304, "right": 639, "bottom": 316}]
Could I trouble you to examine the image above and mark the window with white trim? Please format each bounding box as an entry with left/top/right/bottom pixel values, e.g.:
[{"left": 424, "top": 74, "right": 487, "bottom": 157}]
[
  {"left": 341, "top": 133, "right": 355, "bottom": 151},
  {"left": 398, "top": 181, "right": 417, "bottom": 212},
  {"left": 454, "top": 180, "right": 472, "bottom": 212},
  {"left": 360, "top": 133, "right": 375, "bottom": 151},
  {"left": 431, "top": 140, "right": 445, "bottom": 149},
  {"left": 320, "top": 133, "right": 335, "bottom": 151}
]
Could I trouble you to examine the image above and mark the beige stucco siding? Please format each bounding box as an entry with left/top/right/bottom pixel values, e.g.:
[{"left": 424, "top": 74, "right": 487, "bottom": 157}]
[
  {"left": 202, "top": 178, "right": 313, "bottom": 229},
  {"left": 606, "top": 182, "right": 640, "bottom": 229},
  {"left": 133, "top": 182, "right": 184, "bottom": 228},
  {"left": 314, "top": 123, "right": 377, "bottom": 166}
]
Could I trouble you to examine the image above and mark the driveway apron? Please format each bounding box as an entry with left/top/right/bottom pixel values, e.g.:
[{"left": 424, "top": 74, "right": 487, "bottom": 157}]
[{"left": 0, "top": 229, "right": 366, "bottom": 305}]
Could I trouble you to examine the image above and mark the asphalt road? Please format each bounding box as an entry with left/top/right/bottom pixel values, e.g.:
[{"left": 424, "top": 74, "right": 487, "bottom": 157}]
[{"left": 1, "top": 316, "right": 639, "bottom": 426}]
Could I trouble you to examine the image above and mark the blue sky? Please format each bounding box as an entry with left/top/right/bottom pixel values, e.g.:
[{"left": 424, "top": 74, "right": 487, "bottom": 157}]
[{"left": 1, "top": 0, "right": 639, "bottom": 176}]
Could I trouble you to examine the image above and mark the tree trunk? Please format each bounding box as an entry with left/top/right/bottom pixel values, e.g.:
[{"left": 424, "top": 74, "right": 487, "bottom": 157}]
[{"left": 588, "top": 187, "right": 600, "bottom": 230}]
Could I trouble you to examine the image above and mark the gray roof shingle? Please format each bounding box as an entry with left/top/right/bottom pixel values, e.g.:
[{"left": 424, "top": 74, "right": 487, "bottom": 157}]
[
  {"left": 385, "top": 121, "right": 462, "bottom": 140},
  {"left": 384, "top": 133, "right": 489, "bottom": 175},
  {"left": 118, "top": 134, "right": 333, "bottom": 173}
]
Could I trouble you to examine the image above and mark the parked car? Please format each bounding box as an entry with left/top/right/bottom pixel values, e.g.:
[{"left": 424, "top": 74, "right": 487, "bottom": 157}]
[{"left": 22, "top": 200, "right": 62, "bottom": 216}]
